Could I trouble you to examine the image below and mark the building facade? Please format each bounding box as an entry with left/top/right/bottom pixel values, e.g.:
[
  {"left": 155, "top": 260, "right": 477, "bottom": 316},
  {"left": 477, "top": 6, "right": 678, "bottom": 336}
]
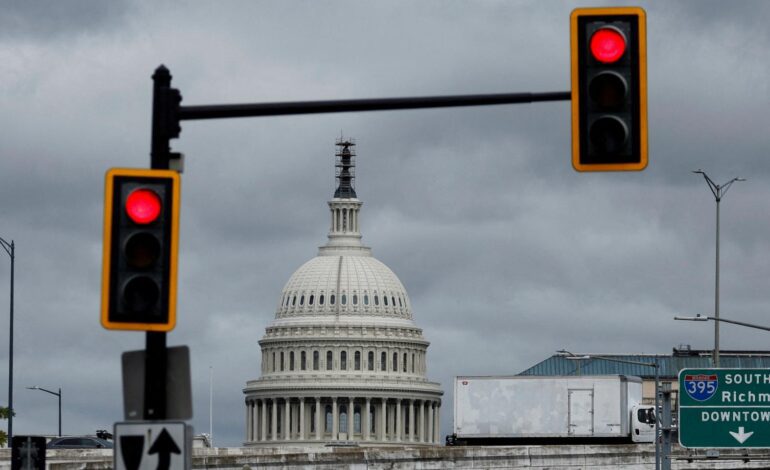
[{"left": 243, "top": 139, "right": 443, "bottom": 446}]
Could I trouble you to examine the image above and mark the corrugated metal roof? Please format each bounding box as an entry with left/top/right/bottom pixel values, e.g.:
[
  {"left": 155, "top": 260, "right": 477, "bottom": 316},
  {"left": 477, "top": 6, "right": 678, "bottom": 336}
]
[{"left": 519, "top": 352, "right": 770, "bottom": 379}]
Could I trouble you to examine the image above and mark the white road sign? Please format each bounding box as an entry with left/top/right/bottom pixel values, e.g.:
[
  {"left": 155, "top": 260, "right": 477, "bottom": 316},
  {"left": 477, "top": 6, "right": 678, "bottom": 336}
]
[{"left": 114, "top": 421, "right": 190, "bottom": 470}]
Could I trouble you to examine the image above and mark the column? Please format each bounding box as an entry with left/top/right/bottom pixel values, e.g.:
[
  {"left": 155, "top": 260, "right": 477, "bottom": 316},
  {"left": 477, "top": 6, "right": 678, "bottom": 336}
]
[
  {"left": 299, "top": 398, "right": 305, "bottom": 440},
  {"left": 434, "top": 402, "right": 441, "bottom": 443},
  {"left": 271, "top": 399, "right": 278, "bottom": 441},
  {"left": 419, "top": 400, "right": 425, "bottom": 442},
  {"left": 379, "top": 399, "right": 387, "bottom": 441},
  {"left": 395, "top": 399, "right": 402, "bottom": 441},
  {"left": 315, "top": 397, "right": 322, "bottom": 440},
  {"left": 409, "top": 400, "right": 415, "bottom": 442},
  {"left": 332, "top": 397, "right": 339, "bottom": 439},
  {"left": 246, "top": 401, "right": 252, "bottom": 442},
  {"left": 348, "top": 397, "right": 355, "bottom": 439},
  {"left": 261, "top": 400, "right": 267, "bottom": 441},
  {"left": 364, "top": 398, "right": 371, "bottom": 441},
  {"left": 427, "top": 402, "right": 433, "bottom": 444},
  {"left": 285, "top": 399, "right": 291, "bottom": 440}
]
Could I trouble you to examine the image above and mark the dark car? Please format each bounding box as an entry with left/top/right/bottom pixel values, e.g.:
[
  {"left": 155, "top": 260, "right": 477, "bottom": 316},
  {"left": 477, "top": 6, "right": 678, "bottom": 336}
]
[{"left": 46, "top": 436, "right": 113, "bottom": 449}]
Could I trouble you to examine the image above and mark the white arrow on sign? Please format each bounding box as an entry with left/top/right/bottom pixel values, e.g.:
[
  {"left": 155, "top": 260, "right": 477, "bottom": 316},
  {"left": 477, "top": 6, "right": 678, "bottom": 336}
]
[{"left": 729, "top": 427, "right": 754, "bottom": 444}]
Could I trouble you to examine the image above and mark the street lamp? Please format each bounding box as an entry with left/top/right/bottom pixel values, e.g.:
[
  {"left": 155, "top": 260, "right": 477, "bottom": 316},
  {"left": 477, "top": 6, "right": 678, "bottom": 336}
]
[
  {"left": 557, "top": 349, "right": 661, "bottom": 470},
  {"left": 0, "top": 236, "right": 14, "bottom": 442},
  {"left": 27, "top": 386, "right": 61, "bottom": 437},
  {"left": 692, "top": 170, "right": 745, "bottom": 367},
  {"left": 675, "top": 314, "right": 770, "bottom": 333}
]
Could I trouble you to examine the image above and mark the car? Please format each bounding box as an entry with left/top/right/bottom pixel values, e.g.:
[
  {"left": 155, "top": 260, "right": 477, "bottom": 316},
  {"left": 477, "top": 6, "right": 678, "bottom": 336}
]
[{"left": 46, "top": 436, "right": 113, "bottom": 449}]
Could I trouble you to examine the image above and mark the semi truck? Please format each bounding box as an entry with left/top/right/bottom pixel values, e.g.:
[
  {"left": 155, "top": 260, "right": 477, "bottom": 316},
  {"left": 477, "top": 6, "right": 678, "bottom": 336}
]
[{"left": 449, "top": 375, "right": 655, "bottom": 445}]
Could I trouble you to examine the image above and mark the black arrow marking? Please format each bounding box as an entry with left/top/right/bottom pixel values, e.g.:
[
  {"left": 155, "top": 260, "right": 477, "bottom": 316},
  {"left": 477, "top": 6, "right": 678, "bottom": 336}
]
[{"left": 148, "top": 428, "right": 181, "bottom": 470}]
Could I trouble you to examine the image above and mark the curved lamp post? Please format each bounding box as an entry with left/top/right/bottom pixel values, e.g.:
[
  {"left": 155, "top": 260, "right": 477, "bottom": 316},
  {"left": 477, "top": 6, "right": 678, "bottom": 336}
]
[
  {"left": 692, "top": 170, "right": 745, "bottom": 367},
  {"left": 0, "top": 237, "right": 14, "bottom": 442},
  {"left": 26, "top": 386, "right": 61, "bottom": 437}
]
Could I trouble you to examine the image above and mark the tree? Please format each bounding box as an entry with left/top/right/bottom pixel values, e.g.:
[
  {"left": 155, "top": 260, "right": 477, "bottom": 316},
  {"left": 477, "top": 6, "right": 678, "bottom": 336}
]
[{"left": 0, "top": 406, "right": 14, "bottom": 447}]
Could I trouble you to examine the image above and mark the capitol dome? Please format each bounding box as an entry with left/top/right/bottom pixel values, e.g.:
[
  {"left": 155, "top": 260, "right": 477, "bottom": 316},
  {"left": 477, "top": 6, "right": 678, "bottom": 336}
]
[
  {"left": 276, "top": 255, "right": 413, "bottom": 321},
  {"left": 243, "top": 139, "right": 443, "bottom": 447}
]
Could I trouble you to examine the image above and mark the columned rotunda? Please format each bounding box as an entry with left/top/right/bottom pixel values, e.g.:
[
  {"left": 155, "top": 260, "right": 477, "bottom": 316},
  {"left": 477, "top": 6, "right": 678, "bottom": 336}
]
[{"left": 243, "top": 139, "right": 443, "bottom": 446}]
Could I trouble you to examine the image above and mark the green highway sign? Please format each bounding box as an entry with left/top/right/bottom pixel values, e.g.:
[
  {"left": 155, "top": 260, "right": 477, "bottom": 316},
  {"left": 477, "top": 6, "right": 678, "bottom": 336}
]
[{"left": 679, "top": 368, "right": 770, "bottom": 448}]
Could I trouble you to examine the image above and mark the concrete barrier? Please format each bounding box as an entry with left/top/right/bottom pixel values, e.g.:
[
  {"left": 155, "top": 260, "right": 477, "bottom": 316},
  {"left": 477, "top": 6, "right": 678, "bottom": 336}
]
[{"left": 3, "top": 444, "right": 770, "bottom": 469}]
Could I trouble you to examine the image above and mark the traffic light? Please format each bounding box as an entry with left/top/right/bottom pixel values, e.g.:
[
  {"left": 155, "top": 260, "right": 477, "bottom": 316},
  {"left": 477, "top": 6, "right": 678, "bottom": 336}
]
[
  {"left": 571, "top": 7, "right": 647, "bottom": 171},
  {"left": 102, "top": 168, "right": 180, "bottom": 331}
]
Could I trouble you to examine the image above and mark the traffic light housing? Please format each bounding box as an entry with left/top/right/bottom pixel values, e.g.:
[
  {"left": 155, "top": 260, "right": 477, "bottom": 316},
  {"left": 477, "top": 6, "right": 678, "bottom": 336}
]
[
  {"left": 571, "top": 7, "right": 647, "bottom": 171},
  {"left": 102, "top": 168, "right": 180, "bottom": 331}
]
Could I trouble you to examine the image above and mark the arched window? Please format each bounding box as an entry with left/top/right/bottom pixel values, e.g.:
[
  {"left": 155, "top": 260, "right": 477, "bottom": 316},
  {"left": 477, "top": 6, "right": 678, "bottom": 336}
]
[
  {"left": 341, "top": 294, "right": 347, "bottom": 305},
  {"left": 300, "top": 295, "right": 304, "bottom": 306},
  {"left": 392, "top": 296, "right": 396, "bottom": 307},
  {"left": 398, "top": 297, "right": 402, "bottom": 307},
  {"left": 340, "top": 405, "right": 348, "bottom": 433},
  {"left": 280, "top": 352, "right": 285, "bottom": 371},
  {"left": 381, "top": 352, "right": 387, "bottom": 371},
  {"left": 310, "top": 404, "right": 316, "bottom": 432},
  {"left": 354, "top": 406, "right": 362, "bottom": 433},
  {"left": 309, "top": 295, "right": 314, "bottom": 305},
  {"left": 313, "top": 351, "right": 319, "bottom": 370},
  {"left": 403, "top": 352, "right": 407, "bottom": 372},
  {"left": 325, "top": 405, "right": 333, "bottom": 432},
  {"left": 272, "top": 352, "right": 276, "bottom": 372},
  {"left": 289, "top": 351, "right": 295, "bottom": 371},
  {"left": 352, "top": 294, "right": 358, "bottom": 305},
  {"left": 320, "top": 294, "right": 325, "bottom": 305},
  {"left": 341, "top": 351, "right": 347, "bottom": 370},
  {"left": 326, "top": 351, "right": 333, "bottom": 370},
  {"left": 355, "top": 351, "right": 361, "bottom": 370},
  {"left": 292, "top": 295, "right": 297, "bottom": 306},
  {"left": 368, "top": 351, "right": 374, "bottom": 371},
  {"left": 393, "top": 352, "right": 398, "bottom": 372},
  {"left": 330, "top": 294, "right": 336, "bottom": 305},
  {"left": 384, "top": 296, "right": 388, "bottom": 306},
  {"left": 301, "top": 351, "right": 306, "bottom": 370},
  {"left": 370, "top": 407, "right": 376, "bottom": 433},
  {"left": 364, "top": 295, "right": 369, "bottom": 305},
  {"left": 411, "top": 353, "right": 415, "bottom": 373},
  {"left": 374, "top": 295, "right": 379, "bottom": 306}
]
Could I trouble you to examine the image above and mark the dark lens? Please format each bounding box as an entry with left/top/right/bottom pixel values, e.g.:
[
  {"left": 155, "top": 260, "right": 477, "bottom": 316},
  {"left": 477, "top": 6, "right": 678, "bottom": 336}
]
[
  {"left": 589, "top": 72, "right": 627, "bottom": 110},
  {"left": 125, "top": 233, "right": 160, "bottom": 269},
  {"left": 589, "top": 116, "right": 628, "bottom": 155},
  {"left": 123, "top": 276, "right": 159, "bottom": 313}
]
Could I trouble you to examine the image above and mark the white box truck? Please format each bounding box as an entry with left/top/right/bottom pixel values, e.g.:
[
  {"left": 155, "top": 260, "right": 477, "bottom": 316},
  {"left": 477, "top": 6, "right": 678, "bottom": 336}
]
[{"left": 450, "top": 375, "right": 655, "bottom": 445}]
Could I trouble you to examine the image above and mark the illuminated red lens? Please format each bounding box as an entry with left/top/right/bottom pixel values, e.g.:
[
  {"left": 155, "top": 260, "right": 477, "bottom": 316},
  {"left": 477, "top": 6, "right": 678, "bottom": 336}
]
[
  {"left": 590, "top": 27, "right": 626, "bottom": 63},
  {"left": 125, "top": 189, "right": 161, "bottom": 224}
]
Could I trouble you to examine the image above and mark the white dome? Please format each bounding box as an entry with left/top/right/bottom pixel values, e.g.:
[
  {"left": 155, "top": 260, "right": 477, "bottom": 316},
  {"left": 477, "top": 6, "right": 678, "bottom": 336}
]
[{"left": 275, "top": 254, "right": 413, "bottom": 320}]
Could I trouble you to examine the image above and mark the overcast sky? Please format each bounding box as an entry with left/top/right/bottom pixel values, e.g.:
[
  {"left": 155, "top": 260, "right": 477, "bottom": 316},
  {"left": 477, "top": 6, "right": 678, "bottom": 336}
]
[{"left": 2, "top": 0, "right": 770, "bottom": 447}]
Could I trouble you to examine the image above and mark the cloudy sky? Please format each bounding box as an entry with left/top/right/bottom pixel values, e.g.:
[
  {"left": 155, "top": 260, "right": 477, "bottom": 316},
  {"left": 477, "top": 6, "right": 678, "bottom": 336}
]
[{"left": 2, "top": 0, "right": 770, "bottom": 447}]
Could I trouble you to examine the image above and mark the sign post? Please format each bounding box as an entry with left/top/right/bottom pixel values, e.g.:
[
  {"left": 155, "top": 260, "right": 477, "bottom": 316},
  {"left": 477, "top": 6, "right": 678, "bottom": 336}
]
[{"left": 679, "top": 368, "right": 770, "bottom": 448}]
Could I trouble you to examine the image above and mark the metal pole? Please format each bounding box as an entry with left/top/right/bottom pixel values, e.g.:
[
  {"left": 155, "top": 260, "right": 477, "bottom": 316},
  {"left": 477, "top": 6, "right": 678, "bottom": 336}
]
[
  {"left": 714, "top": 196, "right": 720, "bottom": 367},
  {"left": 654, "top": 362, "right": 660, "bottom": 470},
  {"left": 0, "top": 238, "right": 14, "bottom": 443},
  {"left": 58, "top": 388, "right": 61, "bottom": 437},
  {"left": 8, "top": 241, "right": 13, "bottom": 443}
]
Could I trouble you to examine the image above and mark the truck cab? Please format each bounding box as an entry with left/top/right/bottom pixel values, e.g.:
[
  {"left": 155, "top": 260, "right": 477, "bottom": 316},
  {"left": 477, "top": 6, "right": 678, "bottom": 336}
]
[{"left": 631, "top": 404, "right": 656, "bottom": 443}]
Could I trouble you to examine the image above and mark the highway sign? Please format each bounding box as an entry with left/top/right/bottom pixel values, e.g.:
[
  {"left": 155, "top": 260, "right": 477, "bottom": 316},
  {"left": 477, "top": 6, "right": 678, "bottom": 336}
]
[
  {"left": 679, "top": 368, "right": 770, "bottom": 448},
  {"left": 114, "top": 422, "right": 190, "bottom": 470}
]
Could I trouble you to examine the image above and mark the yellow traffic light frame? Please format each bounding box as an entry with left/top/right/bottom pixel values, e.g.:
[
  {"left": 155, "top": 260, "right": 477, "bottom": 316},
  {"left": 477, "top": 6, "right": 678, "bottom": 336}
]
[
  {"left": 571, "top": 6, "right": 647, "bottom": 172},
  {"left": 101, "top": 167, "right": 181, "bottom": 332}
]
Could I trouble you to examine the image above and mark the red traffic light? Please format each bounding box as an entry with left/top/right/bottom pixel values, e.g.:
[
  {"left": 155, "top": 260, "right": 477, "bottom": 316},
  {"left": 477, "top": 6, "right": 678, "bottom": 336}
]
[
  {"left": 125, "top": 188, "right": 162, "bottom": 224},
  {"left": 590, "top": 27, "right": 626, "bottom": 63}
]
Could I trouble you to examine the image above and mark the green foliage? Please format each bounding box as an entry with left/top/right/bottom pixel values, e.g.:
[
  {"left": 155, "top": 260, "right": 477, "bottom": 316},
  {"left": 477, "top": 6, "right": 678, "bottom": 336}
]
[{"left": 0, "top": 406, "right": 11, "bottom": 447}]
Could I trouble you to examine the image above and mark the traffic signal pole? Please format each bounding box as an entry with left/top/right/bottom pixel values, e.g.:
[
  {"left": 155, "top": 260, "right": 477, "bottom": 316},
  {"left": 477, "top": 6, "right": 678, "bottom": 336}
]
[{"left": 145, "top": 66, "right": 174, "bottom": 420}]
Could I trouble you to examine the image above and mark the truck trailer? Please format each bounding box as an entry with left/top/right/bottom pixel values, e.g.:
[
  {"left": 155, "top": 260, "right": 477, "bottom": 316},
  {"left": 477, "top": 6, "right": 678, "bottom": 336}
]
[{"left": 450, "top": 375, "right": 655, "bottom": 445}]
